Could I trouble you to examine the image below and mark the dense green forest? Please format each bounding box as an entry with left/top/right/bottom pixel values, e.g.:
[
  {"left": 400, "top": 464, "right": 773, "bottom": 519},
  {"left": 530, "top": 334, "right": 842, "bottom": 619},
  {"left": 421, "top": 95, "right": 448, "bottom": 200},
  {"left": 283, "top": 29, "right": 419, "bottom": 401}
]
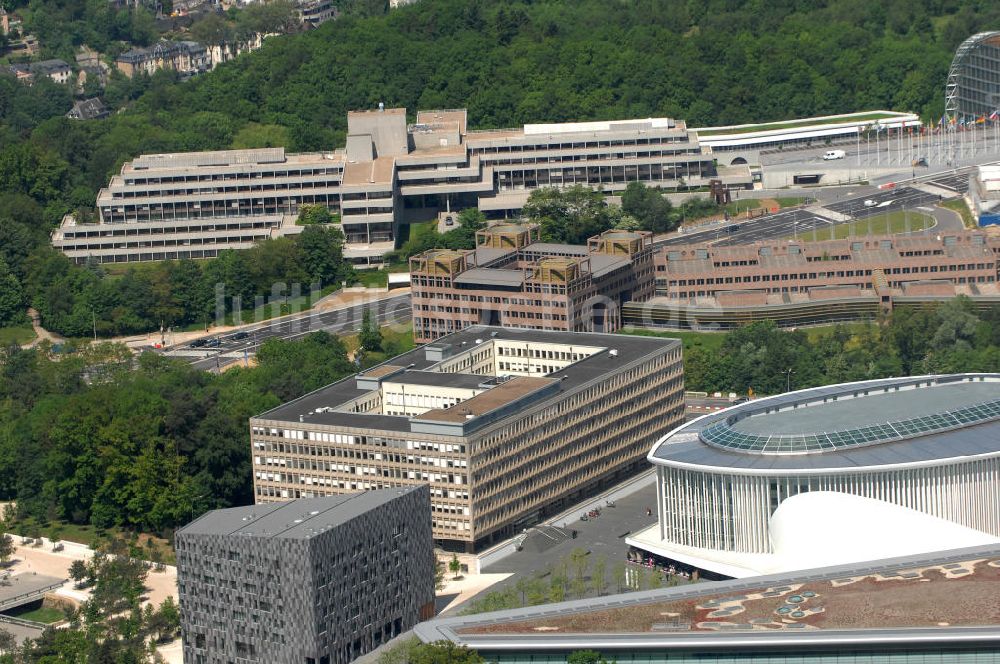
[
  {"left": 659, "top": 299, "right": 1000, "bottom": 394},
  {"left": 0, "top": 331, "right": 357, "bottom": 535},
  {"left": 28, "top": 223, "right": 350, "bottom": 337},
  {"left": 2, "top": 0, "right": 1000, "bottom": 335}
]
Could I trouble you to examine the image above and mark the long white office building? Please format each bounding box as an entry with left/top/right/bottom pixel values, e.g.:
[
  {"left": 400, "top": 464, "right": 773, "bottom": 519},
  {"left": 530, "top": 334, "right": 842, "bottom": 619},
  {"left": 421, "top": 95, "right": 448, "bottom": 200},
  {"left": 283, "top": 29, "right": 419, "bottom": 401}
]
[
  {"left": 52, "top": 107, "right": 739, "bottom": 267},
  {"left": 629, "top": 374, "right": 1000, "bottom": 578}
]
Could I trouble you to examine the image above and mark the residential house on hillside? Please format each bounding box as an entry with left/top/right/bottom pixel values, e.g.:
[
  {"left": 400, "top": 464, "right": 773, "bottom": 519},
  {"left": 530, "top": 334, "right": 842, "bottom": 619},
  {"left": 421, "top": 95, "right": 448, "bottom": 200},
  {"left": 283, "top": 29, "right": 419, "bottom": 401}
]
[
  {"left": 6, "top": 34, "right": 40, "bottom": 57},
  {"left": 67, "top": 98, "right": 110, "bottom": 120},
  {"left": 297, "top": 0, "right": 336, "bottom": 27},
  {"left": 115, "top": 36, "right": 258, "bottom": 78},
  {"left": 0, "top": 8, "right": 38, "bottom": 56},
  {"left": 115, "top": 40, "right": 211, "bottom": 78},
  {"left": 34, "top": 59, "right": 72, "bottom": 84},
  {"left": 7, "top": 64, "right": 32, "bottom": 82},
  {"left": 0, "top": 7, "right": 20, "bottom": 35},
  {"left": 7, "top": 59, "right": 72, "bottom": 85}
]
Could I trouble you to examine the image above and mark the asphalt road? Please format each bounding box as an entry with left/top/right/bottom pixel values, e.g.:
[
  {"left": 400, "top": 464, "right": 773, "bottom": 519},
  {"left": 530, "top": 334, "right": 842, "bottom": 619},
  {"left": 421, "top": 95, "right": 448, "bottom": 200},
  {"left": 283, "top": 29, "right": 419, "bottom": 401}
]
[{"left": 165, "top": 293, "right": 412, "bottom": 371}]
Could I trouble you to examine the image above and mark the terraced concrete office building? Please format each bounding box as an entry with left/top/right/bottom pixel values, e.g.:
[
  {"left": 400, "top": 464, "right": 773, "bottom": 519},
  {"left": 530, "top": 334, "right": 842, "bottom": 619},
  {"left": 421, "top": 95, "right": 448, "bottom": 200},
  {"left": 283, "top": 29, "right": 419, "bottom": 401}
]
[
  {"left": 176, "top": 486, "right": 434, "bottom": 664},
  {"left": 52, "top": 107, "right": 728, "bottom": 267},
  {"left": 249, "top": 326, "right": 684, "bottom": 551},
  {"left": 631, "top": 374, "right": 1000, "bottom": 578}
]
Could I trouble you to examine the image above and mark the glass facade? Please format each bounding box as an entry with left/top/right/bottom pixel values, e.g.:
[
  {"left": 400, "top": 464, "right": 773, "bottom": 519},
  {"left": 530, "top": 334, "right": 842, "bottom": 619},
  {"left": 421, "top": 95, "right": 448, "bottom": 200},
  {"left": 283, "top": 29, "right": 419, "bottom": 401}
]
[
  {"left": 947, "top": 32, "right": 1000, "bottom": 120},
  {"left": 700, "top": 398, "right": 1000, "bottom": 454},
  {"left": 656, "top": 456, "right": 1000, "bottom": 553}
]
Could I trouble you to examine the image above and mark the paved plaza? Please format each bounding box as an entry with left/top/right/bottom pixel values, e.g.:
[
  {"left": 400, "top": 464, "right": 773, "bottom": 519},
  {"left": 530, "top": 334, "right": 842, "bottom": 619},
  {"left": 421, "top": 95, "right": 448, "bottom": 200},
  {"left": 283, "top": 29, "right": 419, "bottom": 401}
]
[{"left": 445, "top": 480, "right": 669, "bottom": 612}]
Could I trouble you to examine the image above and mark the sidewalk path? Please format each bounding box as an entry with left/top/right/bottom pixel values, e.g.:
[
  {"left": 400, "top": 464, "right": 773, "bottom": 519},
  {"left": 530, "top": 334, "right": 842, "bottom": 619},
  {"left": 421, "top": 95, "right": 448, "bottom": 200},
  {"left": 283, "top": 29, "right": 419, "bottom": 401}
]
[
  {"left": 22, "top": 308, "right": 63, "bottom": 348},
  {"left": 4, "top": 535, "right": 178, "bottom": 609}
]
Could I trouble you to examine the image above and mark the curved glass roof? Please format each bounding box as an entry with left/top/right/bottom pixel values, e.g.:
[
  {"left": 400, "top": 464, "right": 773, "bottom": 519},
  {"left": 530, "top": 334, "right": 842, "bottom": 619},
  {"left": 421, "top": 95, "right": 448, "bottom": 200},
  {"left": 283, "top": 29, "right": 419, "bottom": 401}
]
[
  {"left": 699, "top": 384, "right": 1000, "bottom": 455},
  {"left": 691, "top": 374, "right": 1000, "bottom": 455}
]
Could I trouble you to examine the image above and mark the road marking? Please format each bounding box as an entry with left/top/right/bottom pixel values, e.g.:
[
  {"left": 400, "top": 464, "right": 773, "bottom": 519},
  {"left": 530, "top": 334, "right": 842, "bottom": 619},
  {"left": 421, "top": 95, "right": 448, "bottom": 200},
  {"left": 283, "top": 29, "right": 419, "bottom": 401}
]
[{"left": 807, "top": 206, "right": 851, "bottom": 222}]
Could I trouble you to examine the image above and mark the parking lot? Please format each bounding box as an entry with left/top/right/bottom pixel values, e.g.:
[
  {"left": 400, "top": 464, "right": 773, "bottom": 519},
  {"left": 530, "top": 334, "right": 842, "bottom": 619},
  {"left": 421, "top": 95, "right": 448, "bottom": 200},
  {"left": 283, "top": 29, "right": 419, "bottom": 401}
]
[
  {"left": 657, "top": 185, "right": 948, "bottom": 249},
  {"left": 450, "top": 479, "right": 665, "bottom": 611}
]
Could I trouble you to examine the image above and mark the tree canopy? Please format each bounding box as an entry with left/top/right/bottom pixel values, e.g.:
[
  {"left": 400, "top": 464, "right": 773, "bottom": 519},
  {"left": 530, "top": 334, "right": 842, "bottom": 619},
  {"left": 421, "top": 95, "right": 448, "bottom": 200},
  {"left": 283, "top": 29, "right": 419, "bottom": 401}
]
[
  {"left": 669, "top": 299, "right": 1000, "bottom": 394},
  {"left": 0, "top": 536, "right": 181, "bottom": 662},
  {"left": 0, "top": 331, "right": 355, "bottom": 535}
]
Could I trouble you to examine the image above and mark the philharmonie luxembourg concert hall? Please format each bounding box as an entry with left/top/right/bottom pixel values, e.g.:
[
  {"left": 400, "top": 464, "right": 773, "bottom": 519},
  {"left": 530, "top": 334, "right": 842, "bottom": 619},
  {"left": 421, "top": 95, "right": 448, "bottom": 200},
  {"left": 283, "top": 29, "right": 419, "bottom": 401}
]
[
  {"left": 628, "top": 374, "right": 1000, "bottom": 579},
  {"left": 418, "top": 373, "right": 1000, "bottom": 664}
]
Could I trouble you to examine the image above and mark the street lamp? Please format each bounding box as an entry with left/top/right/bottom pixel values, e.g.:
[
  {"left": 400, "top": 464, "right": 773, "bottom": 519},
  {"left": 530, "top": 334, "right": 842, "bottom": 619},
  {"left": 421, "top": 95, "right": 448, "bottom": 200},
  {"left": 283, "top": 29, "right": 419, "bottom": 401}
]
[
  {"left": 783, "top": 368, "right": 796, "bottom": 393},
  {"left": 188, "top": 494, "right": 207, "bottom": 525}
]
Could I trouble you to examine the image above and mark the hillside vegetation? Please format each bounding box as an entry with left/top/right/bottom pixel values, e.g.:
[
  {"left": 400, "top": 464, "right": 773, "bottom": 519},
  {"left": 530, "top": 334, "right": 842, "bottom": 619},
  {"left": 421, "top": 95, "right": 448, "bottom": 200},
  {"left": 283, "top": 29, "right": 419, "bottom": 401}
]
[
  {"left": 1, "top": 0, "right": 999, "bottom": 335},
  {"left": 107, "top": 0, "right": 1000, "bottom": 151}
]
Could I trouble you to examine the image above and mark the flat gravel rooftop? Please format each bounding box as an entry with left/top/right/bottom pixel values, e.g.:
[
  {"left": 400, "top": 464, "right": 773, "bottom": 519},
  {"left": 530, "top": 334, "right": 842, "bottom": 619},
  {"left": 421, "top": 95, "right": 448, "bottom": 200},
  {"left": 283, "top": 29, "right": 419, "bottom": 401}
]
[{"left": 254, "top": 326, "right": 678, "bottom": 434}]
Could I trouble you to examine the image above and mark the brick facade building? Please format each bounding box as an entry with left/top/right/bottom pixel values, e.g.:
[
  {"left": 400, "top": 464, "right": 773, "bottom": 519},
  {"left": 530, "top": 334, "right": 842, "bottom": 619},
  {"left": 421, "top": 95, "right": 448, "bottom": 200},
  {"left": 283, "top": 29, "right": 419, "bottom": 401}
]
[
  {"left": 654, "top": 231, "right": 999, "bottom": 299},
  {"left": 410, "top": 225, "right": 655, "bottom": 343}
]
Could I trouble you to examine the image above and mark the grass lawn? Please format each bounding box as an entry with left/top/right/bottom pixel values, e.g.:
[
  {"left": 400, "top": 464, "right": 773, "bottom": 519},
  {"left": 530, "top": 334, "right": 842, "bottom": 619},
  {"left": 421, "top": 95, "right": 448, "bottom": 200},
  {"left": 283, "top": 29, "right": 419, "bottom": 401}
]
[
  {"left": 342, "top": 321, "right": 415, "bottom": 368},
  {"left": 775, "top": 196, "right": 810, "bottom": 208},
  {"left": 0, "top": 326, "right": 37, "bottom": 345},
  {"left": 938, "top": 198, "right": 976, "bottom": 229},
  {"left": 9, "top": 518, "right": 176, "bottom": 565},
  {"left": 723, "top": 199, "right": 763, "bottom": 216},
  {"left": 623, "top": 321, "right": 878, "bottom": 354},
  {"left": 803, "top": 321, "right": 875, "bottom": 343},
  {"left": 7, "top": 605, "right": 65, "bottom": 624},
  {"left": 352, "top": 269, "right": 389, "bottom": 288},
  {"left": 792, "top": 210, "right": 933, "bottom": 241},
  {"left": 696, "top": 112, "right": 900, "bottom": 136},
  {"left": 399, "top": 220, "right": 437, "bottom": 248},
  {"left": 620, "top": 327, "right": 726, "bottom": 355}
]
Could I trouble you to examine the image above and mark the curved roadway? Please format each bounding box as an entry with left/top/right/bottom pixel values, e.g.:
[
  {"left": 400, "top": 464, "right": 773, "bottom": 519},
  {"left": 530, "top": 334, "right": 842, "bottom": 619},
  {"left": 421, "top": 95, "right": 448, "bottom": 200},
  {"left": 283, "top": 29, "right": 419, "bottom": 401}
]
[{"left": 168, "top": 293, "right": 413, "bottom": 372}]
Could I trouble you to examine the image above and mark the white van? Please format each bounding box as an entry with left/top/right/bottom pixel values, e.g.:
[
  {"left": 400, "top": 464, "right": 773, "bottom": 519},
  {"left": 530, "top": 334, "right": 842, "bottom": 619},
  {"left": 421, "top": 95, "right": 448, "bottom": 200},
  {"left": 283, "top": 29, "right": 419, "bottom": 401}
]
[{"left": 823, "top": 149, "right": 846, "bottom": 160}]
